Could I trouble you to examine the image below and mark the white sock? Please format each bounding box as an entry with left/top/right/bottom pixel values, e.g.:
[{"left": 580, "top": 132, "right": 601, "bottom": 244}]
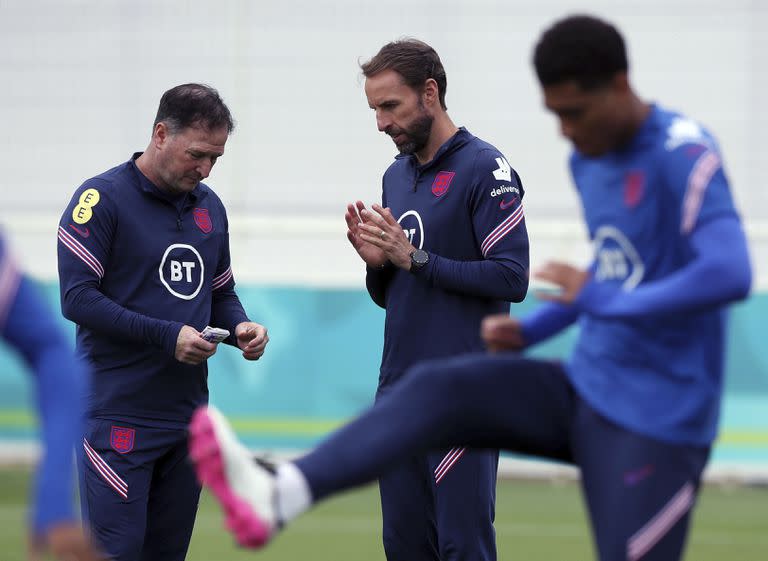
[{"left": 275, "top": 462, "right": 312, "bottom": 523}]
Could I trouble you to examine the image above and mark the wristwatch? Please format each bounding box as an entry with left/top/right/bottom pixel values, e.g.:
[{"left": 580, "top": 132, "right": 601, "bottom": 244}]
[{"left": 409, "top": 249, "right": 429, "bottom": 272}]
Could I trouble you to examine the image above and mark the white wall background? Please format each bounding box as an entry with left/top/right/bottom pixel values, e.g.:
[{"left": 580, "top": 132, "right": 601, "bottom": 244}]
[{"left": 1, "top": 0, "right": 765, "bottom": 286}]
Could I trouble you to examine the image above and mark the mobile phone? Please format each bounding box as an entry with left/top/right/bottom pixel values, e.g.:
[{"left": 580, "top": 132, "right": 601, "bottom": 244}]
[{"left": 200, "top": 326, "right": 230, "bottom": 343}]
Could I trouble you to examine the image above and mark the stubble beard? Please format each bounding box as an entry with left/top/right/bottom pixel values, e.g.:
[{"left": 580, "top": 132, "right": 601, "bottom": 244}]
[{"left": 393, "top": 112, "right": 433, "bottom": 156}]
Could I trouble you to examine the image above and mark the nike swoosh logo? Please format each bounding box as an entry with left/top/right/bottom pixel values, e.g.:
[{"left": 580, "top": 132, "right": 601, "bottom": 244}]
[
  {"left": 623, "top": 464, "right": 655, "bottom": 486},
  {"left": 69, "top": 224, "right": 90, "bottom": 238},
  {"left": 499, "top": 197, "right": 518, "bottom": 210}
]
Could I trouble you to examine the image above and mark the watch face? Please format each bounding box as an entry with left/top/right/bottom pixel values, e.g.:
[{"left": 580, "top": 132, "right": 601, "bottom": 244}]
[{"left": 412, "top": 249, "right": 429, "bottom": 267}]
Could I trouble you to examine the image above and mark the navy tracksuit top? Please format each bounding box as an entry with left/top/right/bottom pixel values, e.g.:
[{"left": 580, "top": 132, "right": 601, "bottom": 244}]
[
  {"left": 58, "top": 154, "right": 248, "bottom": 426},
  {"left": 367, "top": 128, "right": 530, "bottom": 388}
]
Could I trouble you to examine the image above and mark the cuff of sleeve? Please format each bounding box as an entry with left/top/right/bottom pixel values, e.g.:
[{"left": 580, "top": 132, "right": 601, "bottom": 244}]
[
  {"left": 409, "top": 253, "right": 434, "bottom": 278},
  {"left": 162, "top": 321, "right": 185, "bottom": 356},
  {"left": 518, "top": 320, "right": 534, "bottom": 348},
  {"left": 226, "top": 318, "right": 250, "bottom": 346},
  {"left": 520, "top": 316, "right": 550, "bottom": 348}
]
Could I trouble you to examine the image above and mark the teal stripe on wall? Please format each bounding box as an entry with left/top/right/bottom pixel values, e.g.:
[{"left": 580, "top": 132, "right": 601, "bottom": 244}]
[{"left": 2, "top": 282, "right": 766, "bottom": 464}]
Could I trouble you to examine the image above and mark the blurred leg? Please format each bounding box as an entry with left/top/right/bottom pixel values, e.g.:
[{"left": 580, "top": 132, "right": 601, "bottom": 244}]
[
  {"left": 189, "top": 355, "right": 578, "bottom": 551},
  {"left": 574, "top": 401, "right": 710, "bottom": 561},
  {"left": 296, "top": 354, "right": 575, "bottom": 500}
]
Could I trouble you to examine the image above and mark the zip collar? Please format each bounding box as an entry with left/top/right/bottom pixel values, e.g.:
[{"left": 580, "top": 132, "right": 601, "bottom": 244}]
[
  {"left": 129, "top": 152, "right": 208, "bottom": 204},
  {"left": 396, "top": 127, "right": 474, "bottom": 172}
]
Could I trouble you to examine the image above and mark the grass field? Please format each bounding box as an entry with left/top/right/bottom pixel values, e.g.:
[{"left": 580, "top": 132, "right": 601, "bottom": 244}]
[{"left": 1, "top": 467, "right": 766, "bottom": 560}]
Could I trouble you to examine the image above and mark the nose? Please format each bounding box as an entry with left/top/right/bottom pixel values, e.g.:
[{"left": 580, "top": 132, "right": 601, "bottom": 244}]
[
  {"left": 559, "top": 119, "right": 575, "bottom": 141},
  {"left": 376, "top": 111, "right": 392, "bottom": 133},
  {"left": 196, "top": 158, "right": 214, "bottom": 179},
  {"left": 560, "top": 119, "right": 579, "bottom": 142}
]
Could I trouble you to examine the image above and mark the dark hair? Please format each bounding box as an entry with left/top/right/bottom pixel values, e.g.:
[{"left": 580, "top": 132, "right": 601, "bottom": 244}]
[
  {"left": 533, "top": 15, "right": 628, "bottom": 90},
  {"left": 361, "top": 38, "right": 448, "bottom": 110},
  {"left": 153, "top": 83, "right": 235, "bottom": 134}
]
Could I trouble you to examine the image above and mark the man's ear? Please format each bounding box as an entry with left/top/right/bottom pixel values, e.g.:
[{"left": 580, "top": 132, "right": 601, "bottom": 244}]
[
  {"left": 611, "top": 72, "right": 631, "bottom": 95},
  {"left": 421, "top": 78, "right": 439, "bottom": 108},
  {"left": 152, "top": 122, "right": 169, "bottom": 148}
]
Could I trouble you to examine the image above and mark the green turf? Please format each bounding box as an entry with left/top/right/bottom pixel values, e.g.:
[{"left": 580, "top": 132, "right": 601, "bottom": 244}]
[{"left": 0, "top": 467, "right": 765, "bottom": 560}]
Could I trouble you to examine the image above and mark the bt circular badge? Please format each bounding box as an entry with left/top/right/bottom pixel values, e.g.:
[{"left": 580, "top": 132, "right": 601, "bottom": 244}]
[
  {"left": 397, "top": 210, "right": 424, "bottom": 249},
  {"left": 159, "top": 244, "right": 205, "bottom": 300}
]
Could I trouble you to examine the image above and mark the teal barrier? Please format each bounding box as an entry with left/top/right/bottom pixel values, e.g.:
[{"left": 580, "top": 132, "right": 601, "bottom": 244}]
[{"left": 1, "top": 282, "right": 766, "bottom": 466}]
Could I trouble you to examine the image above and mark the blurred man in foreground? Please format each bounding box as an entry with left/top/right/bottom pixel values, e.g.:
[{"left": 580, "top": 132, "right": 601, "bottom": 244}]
[
  {"left": 0, "top": 233, "right": 101, "bottom": 560},
  {"left": 188, "top": 15, "right": 751, "bottom": 561}
]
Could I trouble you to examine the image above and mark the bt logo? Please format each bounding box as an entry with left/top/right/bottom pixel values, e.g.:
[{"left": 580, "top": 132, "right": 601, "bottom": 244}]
[
  {"left": 593, "top": 226, "right": 645, "bottom": 290},
  {"left": 159, "top": 244, "right": 205, "bottom": 300},
  {"left": 397, "top": 210, "right": 424, "bottom": 248},
  {"left": 169, "top": 261, "right": 197, "bottom": 282}
]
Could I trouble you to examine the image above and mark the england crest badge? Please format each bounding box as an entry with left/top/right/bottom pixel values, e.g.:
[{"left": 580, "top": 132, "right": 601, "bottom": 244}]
[{"left": 110, "top": 426, "right": 135, "bottom": 454}]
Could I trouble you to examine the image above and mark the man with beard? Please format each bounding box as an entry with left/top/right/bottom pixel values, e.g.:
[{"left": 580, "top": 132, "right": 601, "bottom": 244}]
[{"left": 337, "top": 39, "right": 531, "bottom": 561}]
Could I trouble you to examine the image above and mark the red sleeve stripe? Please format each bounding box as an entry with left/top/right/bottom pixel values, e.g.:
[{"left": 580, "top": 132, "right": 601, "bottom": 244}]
[
  {"left": 0, "top": 251, "right": 21, "bottom": 331},
  {"left": 57, "top": 227, "right": 104, "bottom": 278},
  {"left": 481, "top": 204, "right": 525, "bottom": 257},
  {"left": 434, "top": 446, "right": 466, "bottom": 485},
  {"left": 212, "top": 266, "right": 233, "bottom": 291},
  {"left": 83, "top": 438, "right": 128, "bottom": 499},
  {"left": 681, "top": 151, "right": 721, "bottom": 234}
]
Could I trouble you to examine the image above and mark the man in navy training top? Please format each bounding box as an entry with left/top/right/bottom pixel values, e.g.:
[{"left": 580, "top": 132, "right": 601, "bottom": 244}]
[
  {"left": 346, "top": 38, "right": 529, "bottom": 561},
  {"left": 0, "top": 234, "right": 102, "bottom": 561},
  {"left": 188, "top": 15, "right": 751, "bottom": 561},
  {"left": 57, "top": 83, "right": 269, "bottom": 561}
]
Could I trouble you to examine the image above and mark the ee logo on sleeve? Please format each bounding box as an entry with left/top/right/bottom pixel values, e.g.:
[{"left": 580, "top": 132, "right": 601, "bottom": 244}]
[{"left": 72, "top": 188, "right": 101, "bottom": 225}]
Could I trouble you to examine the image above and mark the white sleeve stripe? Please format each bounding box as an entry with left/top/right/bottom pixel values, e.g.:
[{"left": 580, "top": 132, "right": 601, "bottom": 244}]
[
  {"left": 434, "top": 446, "right": 463, "bottom": 474},
  {"left": 212, "top": 266, "right": 232, "bottom": 285},
  {"left": 681, "top": 151, "right": 721, "bottom": 234},
  {"left": 434, "top": 447, "right": 466, "bottom": 484},
  {"left": 0, "top": 253, "right": 21, "bottom": 331},
  {"left": 83, "top": 438, "right": 128, "bottom": 498},
  {"left": 481, "top": 205, "right": 525, "bottom": 257},
  {"left": 484, "top": 210, "right": 524, "bottom": 255},
  {"left": 212, "top": 267, "right": 233, "bottom": 290},
  {"left": 627, "top": 482, "right": 694, "bottom": 560},
  {"left": 57, "top": 227, "right": 104, "bottom": 278}
]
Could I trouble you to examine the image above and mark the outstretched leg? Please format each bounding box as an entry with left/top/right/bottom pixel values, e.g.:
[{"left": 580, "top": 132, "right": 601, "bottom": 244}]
[
  {"left": 189, "top": 354, "right": 575, "bottom": 548},
  {"left": 297, "top": 354, "right": 574, "bottom": 500}
]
